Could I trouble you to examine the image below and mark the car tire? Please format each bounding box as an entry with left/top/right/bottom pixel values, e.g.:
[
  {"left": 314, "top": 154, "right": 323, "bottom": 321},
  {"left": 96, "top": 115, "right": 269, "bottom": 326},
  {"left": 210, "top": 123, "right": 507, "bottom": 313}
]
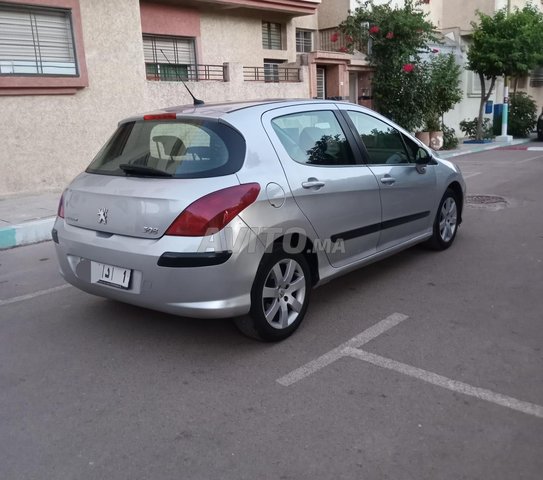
[
  {"left": 234, "top": 247, "right": 311, "bottom": 341},
  {"left": 426, "top": 188, "right": 459, "bottom": 250}
]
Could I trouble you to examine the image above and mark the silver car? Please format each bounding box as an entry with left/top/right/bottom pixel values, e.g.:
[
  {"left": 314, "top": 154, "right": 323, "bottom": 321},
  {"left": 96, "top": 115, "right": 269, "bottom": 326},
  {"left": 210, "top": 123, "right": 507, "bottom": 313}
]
[{"left": 53, "top": 99, "right": 465, "bottom": 341}]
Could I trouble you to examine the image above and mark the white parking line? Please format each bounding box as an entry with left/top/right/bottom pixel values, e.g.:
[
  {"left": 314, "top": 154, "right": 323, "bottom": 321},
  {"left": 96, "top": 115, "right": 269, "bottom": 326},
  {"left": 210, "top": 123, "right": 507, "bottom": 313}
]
[
  {"left": 518, "top": 154, "right": 543, "bottom": 164},
  {"left": 463, "top": 171, "right": 482, "bottom": 179},
  {"left": 345, "top": 348, "right": 543, "bottom": 419},
  {"left": 276, "top": 313, "right": 408, "bottom": 386},
  {"left": 277, "top": 314, "right": 543, "bottom": 419},
  {"left": 0, "top": 284, "right": 71, "bottom": 307}
]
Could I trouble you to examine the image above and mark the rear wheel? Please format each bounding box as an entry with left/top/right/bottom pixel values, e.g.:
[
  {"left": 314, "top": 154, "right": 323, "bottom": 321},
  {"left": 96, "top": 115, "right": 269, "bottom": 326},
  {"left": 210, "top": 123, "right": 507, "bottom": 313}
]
[
  {"left": 426, "top": 189, "right": 459, "bottom": 250},
  {"left": 234, "top": 248, "right": 311, "bottom": 341}
]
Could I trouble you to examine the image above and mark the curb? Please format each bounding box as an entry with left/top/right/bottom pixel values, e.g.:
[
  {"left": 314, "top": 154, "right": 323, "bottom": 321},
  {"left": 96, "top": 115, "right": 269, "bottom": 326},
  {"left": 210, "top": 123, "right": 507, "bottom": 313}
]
[
  {"left": 439, "top": 138, "right": 532, "bottom": 159},
  {"left": 0, "top": 217, "right": 55, "bottom": 250}
]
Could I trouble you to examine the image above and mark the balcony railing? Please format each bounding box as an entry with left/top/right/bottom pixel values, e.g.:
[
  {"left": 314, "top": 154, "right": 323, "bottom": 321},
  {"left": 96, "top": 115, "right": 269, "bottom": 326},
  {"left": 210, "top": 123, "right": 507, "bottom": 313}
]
[
  {"left": 243, "top": 66, "right": 301, "bottom": 82},
  {"left": 145, "top": 63, "right": 225, "bottom": 82},
  {"left": 317, "top": 28, "right": 367, "bottom": 55}
]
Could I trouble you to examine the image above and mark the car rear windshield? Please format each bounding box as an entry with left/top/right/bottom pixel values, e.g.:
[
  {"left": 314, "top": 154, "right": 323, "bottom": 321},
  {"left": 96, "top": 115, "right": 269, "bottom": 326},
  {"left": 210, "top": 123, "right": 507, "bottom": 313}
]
[{"left": 86, "top": 119, "right": 246, "bottom": 178}]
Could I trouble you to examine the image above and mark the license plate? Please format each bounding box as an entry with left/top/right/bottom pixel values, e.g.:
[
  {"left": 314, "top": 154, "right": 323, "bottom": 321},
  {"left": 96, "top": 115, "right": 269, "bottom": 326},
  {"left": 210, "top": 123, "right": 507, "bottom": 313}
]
[{"left": 91, "top": 262, "right": 131, "bottom": 289}]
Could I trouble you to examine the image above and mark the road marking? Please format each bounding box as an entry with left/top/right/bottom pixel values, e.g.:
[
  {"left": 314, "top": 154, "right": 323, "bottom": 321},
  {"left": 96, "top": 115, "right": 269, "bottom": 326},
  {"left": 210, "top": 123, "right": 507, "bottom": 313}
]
[
  {"left": 276, "top": 313, "right": 408, "bottom": 386},
  {"left": 345, "top": 348, "right": 543, "bottom": 419},
  {"left": 527, "top": 147, "right": 543, "bottom": 151},
  {"left": 277, "top": 314, "right": 543, "bottom": 419},
  {"left": 518, "top": 154, "right": 543, "bottom": 164},
  {"left": 0, "top": 284, "right": 71, "bottom": 307},
  {"left": 463, "top": 171, "right": 481, "bottom": 179}
]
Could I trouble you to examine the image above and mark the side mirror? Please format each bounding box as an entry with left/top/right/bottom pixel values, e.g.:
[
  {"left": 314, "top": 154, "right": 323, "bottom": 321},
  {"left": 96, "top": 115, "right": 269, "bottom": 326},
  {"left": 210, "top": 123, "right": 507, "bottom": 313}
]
[
  {"left": 415, "top": 147, "right": 431, "bottom": 173},
  {"left": 415, "top": 147, "right": 430, "bottom": 165}
]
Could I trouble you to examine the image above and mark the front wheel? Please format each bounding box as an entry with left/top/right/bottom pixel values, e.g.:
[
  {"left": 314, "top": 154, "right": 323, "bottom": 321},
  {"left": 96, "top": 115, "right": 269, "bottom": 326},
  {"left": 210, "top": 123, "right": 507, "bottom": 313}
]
[
  {"left": 426, "top": 189, "right": 459, "bottom": 250},
  {"left": 234, "top": 249, "right": 311, "bottom": 341}
]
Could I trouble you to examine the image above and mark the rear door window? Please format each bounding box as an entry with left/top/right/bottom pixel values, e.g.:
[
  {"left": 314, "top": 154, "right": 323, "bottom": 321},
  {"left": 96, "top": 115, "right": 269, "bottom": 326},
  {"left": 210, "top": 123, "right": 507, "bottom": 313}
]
[
  {"left": 345, "top": 111, "right": 414, "bottom": 165},
  {"left": 86, "top": 119, "right": 246, "bottom": 178},
  {"left": 271, "top": 110, "right": 356, "bottom": 166}
]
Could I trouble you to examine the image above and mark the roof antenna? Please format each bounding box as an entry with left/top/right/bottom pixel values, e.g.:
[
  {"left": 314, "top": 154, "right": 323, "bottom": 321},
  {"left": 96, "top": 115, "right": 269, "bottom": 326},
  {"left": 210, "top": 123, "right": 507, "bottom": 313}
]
[{"left": 159, "top": 49, "right": 204, "bottom": 106}]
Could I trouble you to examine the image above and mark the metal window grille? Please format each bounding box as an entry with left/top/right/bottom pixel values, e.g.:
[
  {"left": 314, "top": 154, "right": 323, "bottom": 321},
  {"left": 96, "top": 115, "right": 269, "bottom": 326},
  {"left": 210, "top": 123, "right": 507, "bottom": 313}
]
[
  {"left": 316, "top": 68, "right": 325, "bottom": 99},
  {"left": 262, "top": 22, "right": 282, "bottom": 50},
  {"left": 296, "top": 29, "right": 312, "bottom": 53},
  {"left": 264, "top": 62, "right": 280, "bottom": 82},
  {"left": 0, "top": 5, "right": 77, "bottom": 76}
]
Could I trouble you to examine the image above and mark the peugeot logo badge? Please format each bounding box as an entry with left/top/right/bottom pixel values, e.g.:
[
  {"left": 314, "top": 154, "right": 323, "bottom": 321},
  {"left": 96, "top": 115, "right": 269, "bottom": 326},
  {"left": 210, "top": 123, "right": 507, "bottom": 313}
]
[{"left": 98, "top": 208, "right": 108, "bottom": 225}]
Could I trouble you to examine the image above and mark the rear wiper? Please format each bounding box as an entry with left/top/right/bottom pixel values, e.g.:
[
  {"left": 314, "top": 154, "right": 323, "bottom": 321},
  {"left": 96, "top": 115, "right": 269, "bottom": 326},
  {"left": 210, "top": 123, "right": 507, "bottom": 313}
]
[{"left": 119, "top": 164, "right": 172, "bottom": 177}]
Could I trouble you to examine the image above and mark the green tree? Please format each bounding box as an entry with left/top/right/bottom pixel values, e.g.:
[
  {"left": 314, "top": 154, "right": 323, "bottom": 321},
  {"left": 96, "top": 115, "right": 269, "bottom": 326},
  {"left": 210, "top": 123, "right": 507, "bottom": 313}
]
[
  {"left": 340, "top": 0, "right": 438, "bottom": 132},
  {"left": 467, "top": 5, "right": 543, "bottom": 140},
  {"left": 423, "top": 53, "right": 463, "bottom": 131}
]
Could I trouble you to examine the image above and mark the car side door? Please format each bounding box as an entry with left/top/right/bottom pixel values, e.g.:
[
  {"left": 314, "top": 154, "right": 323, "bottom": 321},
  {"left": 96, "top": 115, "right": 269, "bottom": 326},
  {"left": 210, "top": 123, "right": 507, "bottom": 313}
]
[
  {"left": 262, "top": 105, "right": 382, "bottom": 268},
  {"left": 341, "top": 108, "right": 438, "bottom": 251}
]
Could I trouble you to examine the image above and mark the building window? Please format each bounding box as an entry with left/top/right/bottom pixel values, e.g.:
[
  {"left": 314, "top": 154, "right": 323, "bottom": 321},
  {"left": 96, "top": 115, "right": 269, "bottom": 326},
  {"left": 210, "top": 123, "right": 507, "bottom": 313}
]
[
  {"left": 296, "top": 29, "right": 312, "bottom": 53},
  {"left": 143, "top": 34, "right": 196, "bottom": 81},
  {"left": 262, "top": 21, "right": 282, "bottom": 50},
  {"left": 0, "top": 4, "right": 77, "bottom": 76},
  {"left": 264, "top": 59, "right": 284, "bottom": 82}
]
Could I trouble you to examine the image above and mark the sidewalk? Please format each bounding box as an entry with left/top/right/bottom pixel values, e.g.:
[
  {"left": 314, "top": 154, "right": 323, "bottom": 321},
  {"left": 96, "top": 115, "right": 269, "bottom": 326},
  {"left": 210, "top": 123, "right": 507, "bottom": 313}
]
[
  {"left": 0, "top": 191, "right": 60, "bottom": 250},
  {"left": 0, "top": 137, "right": 536, "bottom": 250}
]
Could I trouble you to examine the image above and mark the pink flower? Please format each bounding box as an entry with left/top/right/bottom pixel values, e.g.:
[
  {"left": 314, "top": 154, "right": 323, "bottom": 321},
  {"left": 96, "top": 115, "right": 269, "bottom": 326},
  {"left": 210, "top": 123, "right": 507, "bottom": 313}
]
[
  {"left": 338, "top": 46, "right": 349, "bottom": 53},
  {"left": 369, "top": 25, "right": 380, "bottom": 35},
  {"left": 330, "top": 32, "right": 339, "bottom": 42},
  {"left": 402, "top": 63, "right": 414, "bottom": 73},
  {"left": 345, "top": 34, "right": 353, "bottom": 44},
  {"left": 386, "top": 31, "right": 394, "bottom": 39},
  {"left": 432, "top": 48, "right": 440, "bottom": 53}
]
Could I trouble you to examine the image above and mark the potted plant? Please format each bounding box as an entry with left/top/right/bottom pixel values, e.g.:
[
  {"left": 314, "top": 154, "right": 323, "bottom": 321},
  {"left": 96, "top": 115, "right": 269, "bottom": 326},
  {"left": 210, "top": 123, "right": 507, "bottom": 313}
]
[{"left": 423, "top": 114, "right": 443, "bottom": 150}]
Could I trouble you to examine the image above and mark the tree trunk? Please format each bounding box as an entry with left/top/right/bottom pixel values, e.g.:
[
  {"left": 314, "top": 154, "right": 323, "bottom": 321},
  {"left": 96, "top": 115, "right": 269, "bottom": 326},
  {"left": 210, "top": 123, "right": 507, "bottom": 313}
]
[{"left": 477, "top": 73, "right": 496, "bottom": 141}]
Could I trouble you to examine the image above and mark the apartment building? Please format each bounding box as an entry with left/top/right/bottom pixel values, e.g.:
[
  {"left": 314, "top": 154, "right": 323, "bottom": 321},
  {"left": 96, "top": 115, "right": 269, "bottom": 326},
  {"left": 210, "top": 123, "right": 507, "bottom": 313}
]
[
  {"left": 0, "top": 0, "right": 325, "bottom": 195},
  {"left": 2, "top": 0, "right": 542, "bottom": 195},
  {"left": 317, "top": 0, "right": 543, "bottom": 133}
]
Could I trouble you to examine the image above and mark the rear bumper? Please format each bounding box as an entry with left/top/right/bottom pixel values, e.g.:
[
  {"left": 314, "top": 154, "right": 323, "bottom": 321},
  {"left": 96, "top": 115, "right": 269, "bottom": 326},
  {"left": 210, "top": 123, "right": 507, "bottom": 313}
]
[{"left": 53, "top": 217, "right": 265, "bottom": 318}]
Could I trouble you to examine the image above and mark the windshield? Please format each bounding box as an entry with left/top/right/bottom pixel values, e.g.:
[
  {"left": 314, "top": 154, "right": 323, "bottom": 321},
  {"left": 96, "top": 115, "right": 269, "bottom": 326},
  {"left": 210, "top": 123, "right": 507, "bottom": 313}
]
[{"left": 86, "top": 119, "right": 246, "bottom": 178}]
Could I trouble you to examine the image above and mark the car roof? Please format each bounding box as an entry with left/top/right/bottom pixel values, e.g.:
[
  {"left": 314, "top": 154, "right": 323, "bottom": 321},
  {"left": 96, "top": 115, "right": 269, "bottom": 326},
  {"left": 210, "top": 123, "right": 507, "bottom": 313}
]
[{"left": 120, "top": 99, "right": 351, "bottom": 124}]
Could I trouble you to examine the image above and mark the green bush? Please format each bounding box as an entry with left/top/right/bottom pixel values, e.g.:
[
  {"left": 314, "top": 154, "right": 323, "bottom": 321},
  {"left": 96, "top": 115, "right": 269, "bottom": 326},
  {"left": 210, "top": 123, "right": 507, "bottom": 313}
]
[
  {"left": 509, "top": 92, "right": 537, "bottom": 137},
  {"left": 460, "top": 117, "right": 493, "bottom": 139},
  {"left": 441, "top": 124, "right": 458, "bottom": 150},
  {"left": 493, "top": 93, "right": 537, "bottom": 137}
]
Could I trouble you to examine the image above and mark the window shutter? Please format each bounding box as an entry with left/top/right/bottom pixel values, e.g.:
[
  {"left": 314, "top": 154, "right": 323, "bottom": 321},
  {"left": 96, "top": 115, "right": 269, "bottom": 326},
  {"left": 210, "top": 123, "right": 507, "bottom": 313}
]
[
  {"left": 143, "top": 35, "right": 196, "bottom": 65},
  {"left": 0, "top": 6, "right": 76, "bottom": 75},
  {"left": 262, "top": 22, "right": 281, "bottom": 50}
]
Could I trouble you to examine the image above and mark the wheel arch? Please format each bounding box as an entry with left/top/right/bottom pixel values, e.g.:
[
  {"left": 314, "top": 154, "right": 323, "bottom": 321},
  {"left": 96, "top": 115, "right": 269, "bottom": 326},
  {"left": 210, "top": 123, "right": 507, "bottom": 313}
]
[
  {"left": 447, "top": 181, "right": 464, "bottom": 225},
  {"left": 270, "top": 233, "right": 320, "bottom": 286}
]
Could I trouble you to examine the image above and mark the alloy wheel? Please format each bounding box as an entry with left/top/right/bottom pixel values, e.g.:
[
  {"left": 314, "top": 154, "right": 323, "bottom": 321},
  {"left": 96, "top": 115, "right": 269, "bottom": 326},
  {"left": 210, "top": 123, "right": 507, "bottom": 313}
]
[
  {"left": 261, "top": 258, "right": 307, "bottom": 330},
  {"left": 439, "top": 196, "right": 457, "bottom": 243}
]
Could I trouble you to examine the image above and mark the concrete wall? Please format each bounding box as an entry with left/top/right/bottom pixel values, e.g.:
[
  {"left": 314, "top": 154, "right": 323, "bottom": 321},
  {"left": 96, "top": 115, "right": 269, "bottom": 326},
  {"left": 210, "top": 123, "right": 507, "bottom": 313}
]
[
  {"left": 441, "top": 0, "right": 494, "bottom": 31},
  {"left": 318, "top": 0, "right": 349, "bottom": 29},
  {"left": 0, "top": 0, "right": 311, "bottom": 196},
  {"left": 0, "top": 0, "right": 146, "bottom": 196}
]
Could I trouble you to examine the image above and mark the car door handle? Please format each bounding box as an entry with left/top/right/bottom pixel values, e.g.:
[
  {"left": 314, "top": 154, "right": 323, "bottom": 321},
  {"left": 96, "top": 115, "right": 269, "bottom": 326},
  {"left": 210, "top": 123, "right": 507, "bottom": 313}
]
[
  {"left": 302, "top": 179, "right": 325, "bottom": 189},
  {"left": 380, "top": 175, "right": 396, "bottom": 185}
]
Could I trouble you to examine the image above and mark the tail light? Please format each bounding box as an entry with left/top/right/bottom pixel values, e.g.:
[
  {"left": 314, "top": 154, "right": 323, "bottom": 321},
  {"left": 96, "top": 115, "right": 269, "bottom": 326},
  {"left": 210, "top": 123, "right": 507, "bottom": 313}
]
[
  {"left": 57, "top": 191, "right": 65, "bottom": 218},
  {"left": 165, "top": 183, "right": 260, "bottom": 237}
]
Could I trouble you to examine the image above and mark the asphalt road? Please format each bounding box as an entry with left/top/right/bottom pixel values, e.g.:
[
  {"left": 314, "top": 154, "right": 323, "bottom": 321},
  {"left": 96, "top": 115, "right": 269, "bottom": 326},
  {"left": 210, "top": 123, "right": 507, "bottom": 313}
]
[{"left": 1, "top": 148, "right": 542, "bottom": 480}]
